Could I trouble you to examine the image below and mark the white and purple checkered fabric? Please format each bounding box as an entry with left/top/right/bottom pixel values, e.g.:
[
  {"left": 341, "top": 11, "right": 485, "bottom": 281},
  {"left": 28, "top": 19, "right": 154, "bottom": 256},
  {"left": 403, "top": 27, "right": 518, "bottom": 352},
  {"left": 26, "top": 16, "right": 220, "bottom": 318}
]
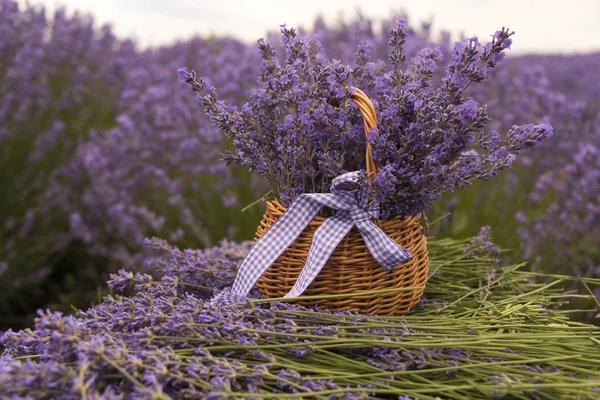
[{"left": 211, "top": 171, "right": 412, "bottom": 306}]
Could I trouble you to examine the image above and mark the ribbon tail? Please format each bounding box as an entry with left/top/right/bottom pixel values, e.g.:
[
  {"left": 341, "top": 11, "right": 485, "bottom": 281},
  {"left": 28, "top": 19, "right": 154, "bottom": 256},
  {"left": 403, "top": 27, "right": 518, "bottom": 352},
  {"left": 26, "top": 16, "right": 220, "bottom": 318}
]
[
  {"left": 211, "top": 195, "right": 323, "bottom": 306},
  {"left": 283, "top": 216, "right": 353, "bottom": 298},
  {"left": 356, "top": 220, "right": 412, "bottom": 270},
  {"left": 211, "top": 287, "right": 252, "bottom": 306}
]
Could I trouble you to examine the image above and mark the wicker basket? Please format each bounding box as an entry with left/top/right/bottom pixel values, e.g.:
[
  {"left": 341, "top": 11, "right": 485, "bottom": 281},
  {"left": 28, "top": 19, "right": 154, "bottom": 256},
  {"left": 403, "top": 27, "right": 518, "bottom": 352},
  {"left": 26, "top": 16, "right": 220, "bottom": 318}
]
[{"left": 255, "top": 88, "right": 430, "bottom": 315}]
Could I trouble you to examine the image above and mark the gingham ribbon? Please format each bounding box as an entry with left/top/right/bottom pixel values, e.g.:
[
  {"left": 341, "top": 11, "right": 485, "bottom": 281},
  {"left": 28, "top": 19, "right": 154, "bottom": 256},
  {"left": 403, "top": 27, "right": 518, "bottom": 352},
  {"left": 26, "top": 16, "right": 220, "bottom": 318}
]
[{"left": 211, "top": 171, "right": 412, "bottom": 306}]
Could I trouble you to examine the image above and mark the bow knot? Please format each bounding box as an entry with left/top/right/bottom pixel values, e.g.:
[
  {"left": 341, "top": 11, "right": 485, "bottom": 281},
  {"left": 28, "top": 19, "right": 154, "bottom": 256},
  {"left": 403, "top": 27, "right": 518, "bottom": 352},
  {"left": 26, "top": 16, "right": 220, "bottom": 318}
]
[{"left": 211, "top": 171, "right": 413, "bottom": 306}]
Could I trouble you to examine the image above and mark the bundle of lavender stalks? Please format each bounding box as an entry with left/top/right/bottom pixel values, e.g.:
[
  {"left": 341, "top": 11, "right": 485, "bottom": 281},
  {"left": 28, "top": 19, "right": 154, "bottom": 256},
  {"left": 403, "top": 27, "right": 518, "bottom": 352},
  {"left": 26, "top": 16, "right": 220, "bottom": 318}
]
[{"left": 1, "top": 228, "right": 599, "bottom": 399}]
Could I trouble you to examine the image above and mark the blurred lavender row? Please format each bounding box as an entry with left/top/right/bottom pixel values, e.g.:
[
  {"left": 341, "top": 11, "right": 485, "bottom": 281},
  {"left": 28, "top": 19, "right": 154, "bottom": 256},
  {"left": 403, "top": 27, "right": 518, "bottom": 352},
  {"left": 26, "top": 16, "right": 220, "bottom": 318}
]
[
  {"left": 0, "top": 0, "right": 263, "bottom": 325},
  {"left": 1, "top": 0, "right": 599, "bottom": 326}
]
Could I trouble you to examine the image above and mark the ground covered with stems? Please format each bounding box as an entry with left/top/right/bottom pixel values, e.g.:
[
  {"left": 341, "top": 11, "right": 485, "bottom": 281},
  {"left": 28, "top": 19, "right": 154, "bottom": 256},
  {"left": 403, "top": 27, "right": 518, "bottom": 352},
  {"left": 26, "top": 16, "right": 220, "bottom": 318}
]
[{"left": 1, "top": 231, "right": 599, "bottom": 399}]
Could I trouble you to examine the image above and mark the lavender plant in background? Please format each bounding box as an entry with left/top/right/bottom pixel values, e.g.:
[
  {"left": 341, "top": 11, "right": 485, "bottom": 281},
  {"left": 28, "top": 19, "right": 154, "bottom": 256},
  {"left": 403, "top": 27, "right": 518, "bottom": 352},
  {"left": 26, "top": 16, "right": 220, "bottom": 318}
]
[
  {"left": 517, "top": 137, "right": 600, "bottom": 297},
  {"left": 0, "top": 0, "right": 133, "bottom": 325},
  {"left": 520, "top": 53, "right": 600, "bottom": 106},
  {"left": 181, "top": 21, "right": 552, "bottom": 218},
  {"left": 501, "top": 54, "right": 600, "bottom": 287},
  {"left": 1, "top": 1, "right": 267, "bottom": 327},
  {"left": 43, "top": 38, "right": 262, "bottom": 270},
  {"left": 513, "top": 56, "right": 600, "bottom": 299},
  {"left": 296, "top": 13, "right": 444, "bottom": 65}
]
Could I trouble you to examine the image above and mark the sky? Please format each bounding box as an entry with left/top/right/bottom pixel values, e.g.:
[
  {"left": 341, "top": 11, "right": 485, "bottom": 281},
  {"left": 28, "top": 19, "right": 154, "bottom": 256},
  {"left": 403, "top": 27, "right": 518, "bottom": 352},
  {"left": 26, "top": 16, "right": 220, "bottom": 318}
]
[{"left": 31, "top": 0, "right": 600, "bottom": 54}]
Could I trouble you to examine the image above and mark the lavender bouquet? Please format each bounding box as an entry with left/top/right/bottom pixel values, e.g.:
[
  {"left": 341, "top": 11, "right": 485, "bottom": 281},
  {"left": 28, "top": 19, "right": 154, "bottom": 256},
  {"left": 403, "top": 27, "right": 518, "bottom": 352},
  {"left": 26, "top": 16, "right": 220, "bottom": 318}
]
[{"left": 180, "top": 21, "right": 552, "bottom": 218}]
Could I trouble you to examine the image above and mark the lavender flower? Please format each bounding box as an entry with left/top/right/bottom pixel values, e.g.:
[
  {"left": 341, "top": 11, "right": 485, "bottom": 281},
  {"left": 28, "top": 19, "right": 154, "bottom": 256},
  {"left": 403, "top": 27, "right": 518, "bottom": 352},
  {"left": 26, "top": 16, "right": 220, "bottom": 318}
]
[{"left": 464, "top": 226, "right": 500, "bottom": 262}]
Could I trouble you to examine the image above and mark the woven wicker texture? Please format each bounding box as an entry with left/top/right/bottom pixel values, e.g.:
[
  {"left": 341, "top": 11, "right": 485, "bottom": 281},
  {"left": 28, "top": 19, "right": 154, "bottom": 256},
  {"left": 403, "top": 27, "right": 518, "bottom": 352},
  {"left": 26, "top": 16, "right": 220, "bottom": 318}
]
[{"left": 255, "top": 88, "right": 430, "bottom": 315}]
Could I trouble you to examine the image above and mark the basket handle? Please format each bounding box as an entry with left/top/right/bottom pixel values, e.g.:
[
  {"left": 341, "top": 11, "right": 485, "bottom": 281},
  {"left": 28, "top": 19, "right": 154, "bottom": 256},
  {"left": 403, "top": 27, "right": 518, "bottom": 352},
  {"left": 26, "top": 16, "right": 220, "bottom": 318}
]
[{"left": 349, "top": 87, "right": 378, "bottom": 179}]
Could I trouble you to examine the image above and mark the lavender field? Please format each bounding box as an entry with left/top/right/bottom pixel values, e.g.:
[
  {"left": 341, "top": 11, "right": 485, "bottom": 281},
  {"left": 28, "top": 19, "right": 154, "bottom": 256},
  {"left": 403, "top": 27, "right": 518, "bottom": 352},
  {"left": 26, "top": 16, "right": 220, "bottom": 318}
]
[{"left": 1, "top": 0, "right": 599, "bottom": 398}]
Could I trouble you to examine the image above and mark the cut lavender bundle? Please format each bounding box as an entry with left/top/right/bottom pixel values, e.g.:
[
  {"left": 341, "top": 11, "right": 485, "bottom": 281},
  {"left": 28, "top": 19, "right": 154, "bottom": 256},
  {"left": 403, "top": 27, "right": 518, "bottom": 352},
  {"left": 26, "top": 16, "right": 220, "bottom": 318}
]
[
  {"left": 1, "top": 234, "right": 599, "bottom": 399},
  {"left": 181, "top": 21, "right": 553, "bottom": 218}
]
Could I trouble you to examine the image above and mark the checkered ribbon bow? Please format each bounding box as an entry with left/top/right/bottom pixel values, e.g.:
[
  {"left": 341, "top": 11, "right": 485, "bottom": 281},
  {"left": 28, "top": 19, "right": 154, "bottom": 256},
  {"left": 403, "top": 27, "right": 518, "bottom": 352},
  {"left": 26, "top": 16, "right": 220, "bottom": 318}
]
[{"left": 211, "top": 171, "right": 412, "bottom": 306}]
